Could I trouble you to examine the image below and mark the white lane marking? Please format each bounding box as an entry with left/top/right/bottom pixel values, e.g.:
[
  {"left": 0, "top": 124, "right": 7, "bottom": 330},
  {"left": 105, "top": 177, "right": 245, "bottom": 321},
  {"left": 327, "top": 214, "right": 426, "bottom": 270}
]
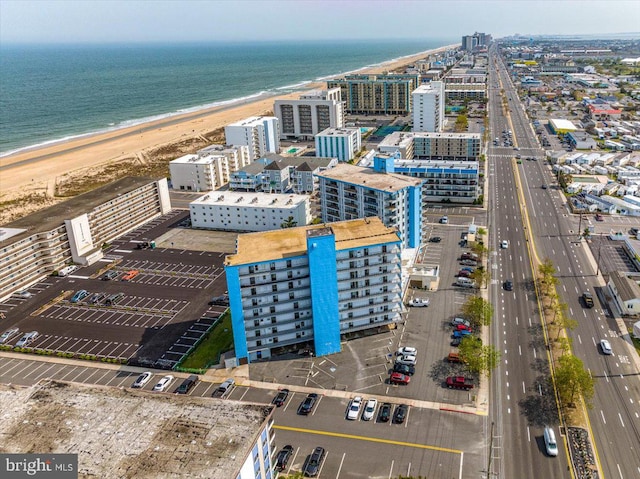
[
  {"left": 388, "top": 460, "right": 394, "bottom": 479},
  {"left": 336, "top": 452, "right": 346, "bottom": 478},
  {"left": 600, "top": 410, "right": 606, "bottom": 424},
  {"left": 522, "top": 382, "right": 526, "bottom": 394},
  {"left": 518, "top": 345, "right": 522, "bottom": 355},
  {"left": 618, "top": 413, "right": 625, "bottom": 428},
  {"left": 527, "top": 427, "right": 531, "bottom": 442},
  {"left": 578, "top": 334, "right": 582, "bottom": 344},
  {"left": 533, "top": 349, "right": 537, "bottom": 358}
]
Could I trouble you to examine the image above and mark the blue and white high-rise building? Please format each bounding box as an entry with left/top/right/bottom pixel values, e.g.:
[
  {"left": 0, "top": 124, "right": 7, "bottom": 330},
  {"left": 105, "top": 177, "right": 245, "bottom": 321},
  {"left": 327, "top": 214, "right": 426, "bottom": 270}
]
[
  {"left": 316, "top": 161, "right": 423, "bottom": 248},
  {"left": 224, "top": 218, "right": 403, "bottom": 363},
  {"left": 315, "top": 127, "right": 362, "bottom": 162}
]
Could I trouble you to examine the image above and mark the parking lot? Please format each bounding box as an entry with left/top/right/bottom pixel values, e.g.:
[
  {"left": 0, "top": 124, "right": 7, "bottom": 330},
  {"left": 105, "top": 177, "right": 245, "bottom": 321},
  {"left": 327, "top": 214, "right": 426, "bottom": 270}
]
[
  {"left": 0, "top": 355, "right": 484, "bottom": 479},
  {"left": 0, "top": 211, "right": 229, "bottom": 366},
  {"left": 248, "top": 212, "right": 487, "bottom": 408}
]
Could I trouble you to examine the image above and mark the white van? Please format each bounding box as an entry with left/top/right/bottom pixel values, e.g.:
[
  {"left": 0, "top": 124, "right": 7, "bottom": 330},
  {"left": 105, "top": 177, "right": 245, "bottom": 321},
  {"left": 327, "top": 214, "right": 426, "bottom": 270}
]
[
  {"left": 58, "top": 265, "right": 77, "bottom": 277},
  {"left": 544, "top": 427, "right": 558, "bottom": 457},
  {"left": 456, "top": 277, "right": 475, "bottom": 288}
]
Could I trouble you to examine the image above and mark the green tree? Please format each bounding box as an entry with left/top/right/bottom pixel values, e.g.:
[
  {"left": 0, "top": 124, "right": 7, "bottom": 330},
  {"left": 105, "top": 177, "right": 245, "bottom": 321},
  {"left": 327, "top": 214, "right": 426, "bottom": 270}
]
[
  {"left": 470, "top": 267, "right": 491, "bottom": 289},
  {"left": 454, "top": 114, "right": 468, "bottom": 132},
  {"left": 551, "top": 300, "right": 569, "bottom": 325},
  {"left": 461, "top": 296, "right": 493, "bottom": 328},
  {"left": 459, "top": 336, "right": 501, "bottom": 377},
  {"left": 555, "top": 354, "right": 595, "bottom": 408},
  {"left": 555, "top": 313, "right": 578, "bottom": 341},
  {"left": 471, "top": 242, "right": 489, "bottom": 261},
  {"left": 280, "top": 216, "right": 298, "bottom": 229},
  {"left": 557, "top": 337, "right": 573, "bottom": 356}
]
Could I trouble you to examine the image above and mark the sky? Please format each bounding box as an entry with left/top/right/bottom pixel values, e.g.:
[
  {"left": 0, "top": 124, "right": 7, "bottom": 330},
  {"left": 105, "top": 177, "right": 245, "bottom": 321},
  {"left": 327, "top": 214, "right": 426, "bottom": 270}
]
[{"left": 1, "top": 0, "right": 639, "bottom": 44}]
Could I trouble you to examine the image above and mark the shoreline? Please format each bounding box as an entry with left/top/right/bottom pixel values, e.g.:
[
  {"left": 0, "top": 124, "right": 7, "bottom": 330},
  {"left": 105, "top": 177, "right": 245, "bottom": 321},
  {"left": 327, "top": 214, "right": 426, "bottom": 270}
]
[{"left": 0, "top": 43, "right": 456, "bottom": 204}]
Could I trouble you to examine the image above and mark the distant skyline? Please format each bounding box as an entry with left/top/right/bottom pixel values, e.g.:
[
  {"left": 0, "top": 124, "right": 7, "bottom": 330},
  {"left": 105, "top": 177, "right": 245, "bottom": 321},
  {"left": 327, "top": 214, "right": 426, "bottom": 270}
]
[{"left": 1, "top": 0, "right": 639, "bottom": 45}]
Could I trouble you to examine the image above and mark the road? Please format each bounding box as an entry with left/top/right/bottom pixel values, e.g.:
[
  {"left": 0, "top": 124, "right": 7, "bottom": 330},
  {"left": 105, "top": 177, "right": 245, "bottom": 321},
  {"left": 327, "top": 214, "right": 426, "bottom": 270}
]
[
  {"left": 486, "top": 45, "right": 571, "bottom": 479},
  {"left": 491, "top": 44, "right": 640, "bottom": 479}
]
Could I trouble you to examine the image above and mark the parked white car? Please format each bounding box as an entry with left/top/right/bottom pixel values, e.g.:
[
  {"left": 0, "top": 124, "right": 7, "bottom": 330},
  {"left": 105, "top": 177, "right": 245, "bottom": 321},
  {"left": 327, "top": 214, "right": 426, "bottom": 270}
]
[
  {"left": 501, "top": 240, "right": 509, "bottom": 249},
  {"left": 131, "top": 371, "right": 153, "bottom": 388},
  {"left": 408, "top": 297, "right": 430, "bottom": 307},
  {"left": 0, "top": 328, "right": 20, "bottom": 344},
  {"left": 152, "top": 375, "right": 174, "bottom": 392},
  {"left": 362, "top": 398, "right": 377, "bottom": 421},
  {"left": 396, "top": 346, "right": 417, "bottom": 356},
  {"left": 395, "top": 354, "right": 417, "bottom": 366},
  {"left": 15, "top": 331, "right": 39, "bottom": 347},
  {"left": 347, "top": 396, "right": 363, "bottom": 420},
  {"left": 451, "top": 317, "right": 471, "bottom": 327}
]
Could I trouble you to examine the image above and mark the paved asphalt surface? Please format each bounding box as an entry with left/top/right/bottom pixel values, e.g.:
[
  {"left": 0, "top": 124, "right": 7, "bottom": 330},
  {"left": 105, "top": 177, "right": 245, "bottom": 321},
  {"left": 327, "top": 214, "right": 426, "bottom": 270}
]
[
  {"left": 487, "top": 48, "right": 570, "bottom": 479},
  {"left": 489, "top": 45, "right": 640, "bottom": 479}
]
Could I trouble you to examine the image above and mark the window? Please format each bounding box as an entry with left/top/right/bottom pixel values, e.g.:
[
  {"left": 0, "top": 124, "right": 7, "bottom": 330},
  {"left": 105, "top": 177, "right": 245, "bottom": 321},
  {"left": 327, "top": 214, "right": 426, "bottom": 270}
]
[
  {"left": 272, "top": 284, "right": 278, "bottom": 292},
  {"left": 255, "top": 330, "right": 261, "bottom": 337}
]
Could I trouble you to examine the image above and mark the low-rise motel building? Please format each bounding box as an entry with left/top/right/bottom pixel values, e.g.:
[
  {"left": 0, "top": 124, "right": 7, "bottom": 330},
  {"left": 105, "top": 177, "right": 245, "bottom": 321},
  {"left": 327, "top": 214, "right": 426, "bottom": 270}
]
[
  {"left": 0, "top": 178, "right": 171, "bottom": 300},
  {"left": 224, "top": 217, "right": 403, "bottom": 364}
]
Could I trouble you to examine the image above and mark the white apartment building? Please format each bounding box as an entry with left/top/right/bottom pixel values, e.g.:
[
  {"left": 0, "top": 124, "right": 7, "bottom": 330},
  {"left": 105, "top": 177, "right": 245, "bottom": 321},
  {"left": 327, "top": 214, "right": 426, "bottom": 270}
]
[
  {"left": 224, "top": 217, "right": 403, "bottom": 363},
  {"left": 315, "top": 127, "right": 362, "bottom": 162},
  {"left": 225, "top": 116, "right": 280, "bottom": 161},
  {"left": 378, "top": 132, "right": 415, "bottom": 159},
  {"left": 189, "top": 191, "right": 311, "bottom": 232},
  {"left": 412, "top": 82, "right": 445, "bottom": 132},
  {"left": 274, "top": 88, "right": 344, "bottom": 140},
  {"left": 169, "top": 144, "right": 250, "bottom": 191},
  {"left": 0, "top": 178, "right": 171, "bottom": 300},
  {"left": 316, "top": 162, "right": 423, "bottom": 249}
]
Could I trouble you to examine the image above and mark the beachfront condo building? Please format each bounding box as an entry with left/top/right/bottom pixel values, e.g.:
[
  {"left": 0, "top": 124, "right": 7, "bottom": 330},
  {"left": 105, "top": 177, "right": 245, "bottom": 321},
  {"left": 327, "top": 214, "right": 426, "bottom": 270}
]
[
  {"left": 169, "top": 144, "right": 250, "bottom": 191},
  {"left": 374, "top": 153, "right": 480, "bottom": 204},
  {"left": 412, "top": 82, "right": 445, "bottom": 132},
  {"left": 224, "top": 116, "right": 280, "bottom": 161},
  {"left": 0, "top": 178, "right": 171, "bottom": 300},
  {"left": 274, "top": 88, "right": 344, "bottom": 140},
  {"left": 327, "top": 74, "right": 420, "bottom": 115},
  {"left": 414, "top": 132, "right": 481, "bottom": 160},
  {"left": 229, "top": 154, "right": 338, "bottom": 194},
  {"left": 378, "top": 131, "right": 481, "bottom": 161},
  {"left": 224, "top": 217, "right": 403, "bottom": 363},
  {"left": 189, "top": 191, "right": 311, "bottom": 232},
  {"left": 315, "top": 127, "right": 362, "bottom": 162},
  {"left": 316, "top": 162, "right": 423, "bottom": 249}
]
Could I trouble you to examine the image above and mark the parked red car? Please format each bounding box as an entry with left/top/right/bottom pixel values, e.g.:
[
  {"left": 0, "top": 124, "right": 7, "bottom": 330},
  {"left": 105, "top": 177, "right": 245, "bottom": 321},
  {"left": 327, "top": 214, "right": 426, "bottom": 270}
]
[{"left": 389, "top": 372, "right": 410, "bottom": 385}]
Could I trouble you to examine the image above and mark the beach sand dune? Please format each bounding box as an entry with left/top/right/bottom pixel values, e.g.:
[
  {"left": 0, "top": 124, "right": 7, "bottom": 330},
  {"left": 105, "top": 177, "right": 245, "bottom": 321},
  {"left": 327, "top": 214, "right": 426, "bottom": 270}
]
[{"left": 0, "top": 45, "right": 455, "bottom": 223}]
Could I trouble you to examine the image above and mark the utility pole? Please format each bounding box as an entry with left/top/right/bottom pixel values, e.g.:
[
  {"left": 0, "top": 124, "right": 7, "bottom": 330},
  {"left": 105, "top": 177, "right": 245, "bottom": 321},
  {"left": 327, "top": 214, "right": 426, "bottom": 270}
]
[{"left": 596, "top": 232, "right": 603, "bottom": 276}]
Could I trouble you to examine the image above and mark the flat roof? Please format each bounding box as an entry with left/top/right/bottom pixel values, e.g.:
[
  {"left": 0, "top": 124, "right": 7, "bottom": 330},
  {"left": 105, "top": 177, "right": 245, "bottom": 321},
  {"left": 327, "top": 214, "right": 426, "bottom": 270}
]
[
  {"left": 316, "top": 163, "right": 422, "bottom": 193},
  {"left": 549, "top": 118, "right": 578, "bottom": 130},
  {"left": 317, "top": 127, "right": 360, "bottom": 136},
  {"left": 0, "top": 380, "right": 274, "bottom": 479},
  {"left": 226, "top": 116, "right": 276, "bottom": 127},
  {"left": 226, "top": 217, "right": 400, "bottom": 266},
  {"left": 378, "top": 131, "right": 415, "bottom": 149},
  {"left": 191, "top": 191, "right": 308, "bottom": 208},
  {"left": 413, "top": 132, "right": 481, "bottom": 140},
  {"left": 1, "top": 177, "right": 159, "bottom": 245}
]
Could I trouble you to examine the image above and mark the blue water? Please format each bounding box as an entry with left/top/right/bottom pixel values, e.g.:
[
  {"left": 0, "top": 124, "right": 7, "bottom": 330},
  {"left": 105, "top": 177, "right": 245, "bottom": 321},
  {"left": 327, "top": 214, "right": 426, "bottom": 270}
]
[{"left": 0, "top": 39, "right": 454, "bottom": 156}]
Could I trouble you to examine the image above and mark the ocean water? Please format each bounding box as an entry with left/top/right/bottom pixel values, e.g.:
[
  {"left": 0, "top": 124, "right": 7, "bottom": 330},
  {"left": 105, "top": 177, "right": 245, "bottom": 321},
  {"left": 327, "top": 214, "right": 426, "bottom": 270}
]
[{"left": 0, "top": 39, "right": 454, "bottom": 157}]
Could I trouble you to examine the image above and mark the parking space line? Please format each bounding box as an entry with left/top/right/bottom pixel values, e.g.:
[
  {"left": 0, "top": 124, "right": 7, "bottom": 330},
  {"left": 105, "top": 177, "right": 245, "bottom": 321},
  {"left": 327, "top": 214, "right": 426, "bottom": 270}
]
[
  {"left": 30, "top": 363, "right": 63, "bottom": 382},
  {"left": 273, "top": 425, "right": 463, "bottom": 453}
]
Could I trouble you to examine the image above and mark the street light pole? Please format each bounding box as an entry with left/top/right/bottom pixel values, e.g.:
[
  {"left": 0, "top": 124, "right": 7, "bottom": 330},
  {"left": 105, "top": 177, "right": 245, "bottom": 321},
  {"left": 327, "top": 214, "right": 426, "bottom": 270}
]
[{"left": 596, "top": 232, "right": 603, "bottom": 276}]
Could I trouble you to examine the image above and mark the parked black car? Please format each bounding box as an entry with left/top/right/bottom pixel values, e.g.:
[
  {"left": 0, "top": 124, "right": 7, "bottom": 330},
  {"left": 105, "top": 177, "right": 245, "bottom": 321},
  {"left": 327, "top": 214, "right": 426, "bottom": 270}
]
[
  {"left": 303, "top": 446, "right": 326, "bottom": 477},
  {"left": 393, "top": 363, "right": 415, "bottom": 376},
  {"left": 273, "top": 389, "right": 290, "bottom": 407},
  {"left": 298, "top": 393, "right": 318, "bottom": 415},
  {"left": 378, "top": 403, "right": 392, "bottom": 422},
  {"left": 275, "top": 445, "right": 294, "bottom": 471},
  {"left": 209, "top": 294, "right": 229, "bottom": 306},
  {"left": 393, "top": 404, "right": 409, "bottom": 424},
  {"left": 174, "top": 374, "right": 198, "bottom": 394}
]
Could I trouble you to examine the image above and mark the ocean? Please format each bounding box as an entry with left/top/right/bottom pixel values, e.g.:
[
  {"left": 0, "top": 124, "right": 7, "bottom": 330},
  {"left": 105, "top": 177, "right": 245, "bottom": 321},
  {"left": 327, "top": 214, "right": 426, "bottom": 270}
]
[{"left": 0, "top": 39, "right": 454, "bottom": 157}]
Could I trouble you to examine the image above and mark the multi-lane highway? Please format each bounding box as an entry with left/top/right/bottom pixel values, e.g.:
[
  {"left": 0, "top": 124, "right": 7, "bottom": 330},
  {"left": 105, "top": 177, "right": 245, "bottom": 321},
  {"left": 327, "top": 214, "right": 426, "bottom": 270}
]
[
  {"left": 489, "top": 44, "right": 640, "bottom": 479},
  {"left": 486, "top": 46, "right": 571, "bottom": 479}
]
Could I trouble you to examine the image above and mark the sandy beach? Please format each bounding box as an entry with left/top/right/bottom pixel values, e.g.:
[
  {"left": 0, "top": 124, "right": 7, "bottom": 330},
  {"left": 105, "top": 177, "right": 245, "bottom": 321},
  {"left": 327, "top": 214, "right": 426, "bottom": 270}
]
[{"left": 0, "top": 44, "right": 455, "bottom": 221}]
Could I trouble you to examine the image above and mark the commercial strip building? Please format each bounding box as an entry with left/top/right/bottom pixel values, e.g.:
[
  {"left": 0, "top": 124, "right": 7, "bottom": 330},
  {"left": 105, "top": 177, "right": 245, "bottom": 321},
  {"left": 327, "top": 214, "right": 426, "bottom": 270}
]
[
  {"left": 412, "top": 82, "right": 445, "bottom": 132},
  {"left": 0, "top": 381, "right": 276, "bottom": 479},
  {"left": 224, "top": 217, "right": 403, "bottom": 363},
  {"left": 445, "top": 84, "right": 487, "bottom": 101},
  {"left": 315, "top": 127, "right": 362, "bottom": 162},
  {"left": 0, "top": 177, "right": 171, "bottom": 300},
  {"left": 229, "top": 154, "right": 338, "bottom": 194},
  {"left": 549, "top": 118, "right": 578, "bottom": 135},
  {"left": 169, "top": 144, "right": 250, "bottom": 191},
  {"left": 608, "top": 271, "right": 640, "bottom": 316},
  {"left": 274, "top": 88, "right": 344, "bottom": 140},
  {"left": 316, "top": 162, "right": 423, "bottom": 248},
  {"left": 189, "top": 191, "right": 311, "bottom": 232},
  {"left": 377, "top": 131, "right": 481, "bottom": 161},
  {"left": 327, "top": 74, "right": 420, "bottom": 115},
  {"left": 224, "top": 116, "right": 280, "bottom": 161}
]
